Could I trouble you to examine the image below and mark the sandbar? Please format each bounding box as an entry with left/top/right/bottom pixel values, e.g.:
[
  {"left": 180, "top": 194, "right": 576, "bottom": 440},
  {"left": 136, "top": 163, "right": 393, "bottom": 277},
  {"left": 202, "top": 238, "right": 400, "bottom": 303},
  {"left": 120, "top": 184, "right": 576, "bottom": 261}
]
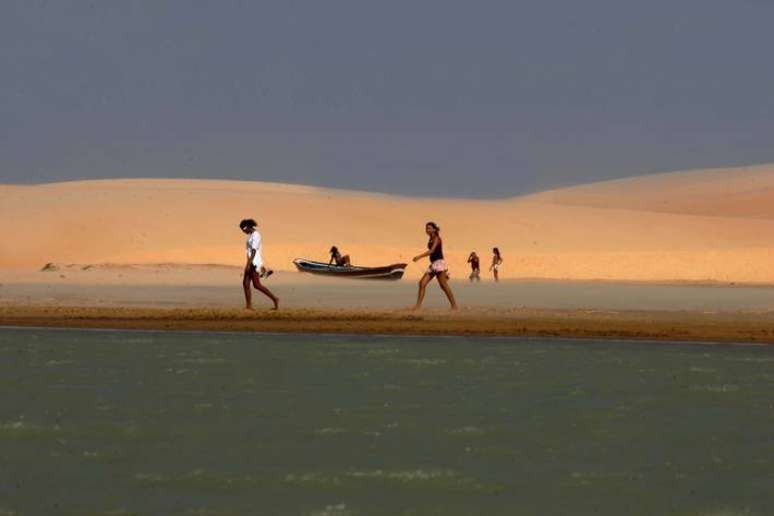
[{"left": 2, "top": 305, "right": 774, "bottom": 345}]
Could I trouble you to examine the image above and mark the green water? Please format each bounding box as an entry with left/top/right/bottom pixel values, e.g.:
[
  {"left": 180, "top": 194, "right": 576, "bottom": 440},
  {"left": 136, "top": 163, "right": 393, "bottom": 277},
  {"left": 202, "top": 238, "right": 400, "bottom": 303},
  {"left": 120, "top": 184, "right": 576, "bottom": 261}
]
[{"left": 0, "top": 329, "right": 772, "bottom": 515}]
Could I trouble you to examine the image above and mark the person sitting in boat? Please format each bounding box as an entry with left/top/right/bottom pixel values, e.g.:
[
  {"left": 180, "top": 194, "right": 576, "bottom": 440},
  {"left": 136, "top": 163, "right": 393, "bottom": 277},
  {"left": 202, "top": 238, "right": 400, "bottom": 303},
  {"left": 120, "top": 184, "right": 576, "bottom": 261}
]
[{"left": 329, "top": 246, "right": 352, "bottom": 267}]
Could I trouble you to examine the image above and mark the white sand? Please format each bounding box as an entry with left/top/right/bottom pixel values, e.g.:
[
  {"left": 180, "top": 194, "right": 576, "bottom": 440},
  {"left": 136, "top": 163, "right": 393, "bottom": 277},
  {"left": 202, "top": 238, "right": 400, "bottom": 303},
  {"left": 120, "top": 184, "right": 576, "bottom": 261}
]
[{"left": 2, "top": 163, "right": 774, "bottom": 284}]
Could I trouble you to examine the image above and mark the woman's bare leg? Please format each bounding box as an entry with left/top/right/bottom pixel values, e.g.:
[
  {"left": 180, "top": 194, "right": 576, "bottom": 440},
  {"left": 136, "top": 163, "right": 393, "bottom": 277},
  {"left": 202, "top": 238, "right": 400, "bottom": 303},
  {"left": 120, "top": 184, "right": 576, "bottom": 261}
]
[
  {"left": 436, "top": 272, "right": 458, "bottom": 310},
  {"left": 250, "top": 270, "right": 280, "bottom": 310},
  {"left": 413, "top": 273, "right": 433, "bottom": 310},
  {"left": 493, "top": 269, "right": 499, "bottom": 282}
]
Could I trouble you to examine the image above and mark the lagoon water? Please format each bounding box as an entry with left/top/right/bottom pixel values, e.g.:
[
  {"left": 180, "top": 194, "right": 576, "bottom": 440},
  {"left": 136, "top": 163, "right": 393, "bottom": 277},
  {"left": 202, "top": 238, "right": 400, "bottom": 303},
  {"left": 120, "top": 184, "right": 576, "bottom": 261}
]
[{"left": 1, "top": 328, "right": 773, "bottom": 515}]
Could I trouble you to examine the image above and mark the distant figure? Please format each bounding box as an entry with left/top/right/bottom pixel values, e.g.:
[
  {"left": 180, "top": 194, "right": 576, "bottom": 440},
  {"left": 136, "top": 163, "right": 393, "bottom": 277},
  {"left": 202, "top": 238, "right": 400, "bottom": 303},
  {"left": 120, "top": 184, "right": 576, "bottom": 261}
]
[
  {"left": 490, "top": 247, "right": 503, "bottom": 282},
  {"left": 412, "top": 222, "right": 458, "bottom": 310},
  {"left": 239, "top": 218, "right": 279, "bottom": 310},
  {"left": 467, "top": 251, "right": 481, "bottom": 282},
  {"left": 329, "top": 246, "right": 352, "bottom": 267}
]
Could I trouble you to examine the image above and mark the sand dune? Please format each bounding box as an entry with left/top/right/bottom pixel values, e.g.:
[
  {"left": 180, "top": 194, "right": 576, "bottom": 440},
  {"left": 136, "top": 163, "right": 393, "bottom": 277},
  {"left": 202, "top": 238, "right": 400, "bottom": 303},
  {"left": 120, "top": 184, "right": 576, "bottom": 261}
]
[
  {"left": 2, "top": 163, "right": 774, "bottom": 283},
  {"left": 531, "top": 163, "right": 774, "bottom": 219}
]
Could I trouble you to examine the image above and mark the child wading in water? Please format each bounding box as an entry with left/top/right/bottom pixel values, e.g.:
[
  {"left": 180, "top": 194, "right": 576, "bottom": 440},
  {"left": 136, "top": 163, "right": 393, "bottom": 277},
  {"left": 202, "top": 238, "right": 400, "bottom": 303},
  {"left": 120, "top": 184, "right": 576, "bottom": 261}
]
[
  {"left": 467, "top": 251, "right": 481, "bottom": 282},
  {"left": 412, "top": 222, "right": 458, "bottom": 310},
  {"left": 240, "top": 218, "right": 279, "bottom": 310},
  {"left": 490, "top": 247, "right": 503, "bottom": 282}
]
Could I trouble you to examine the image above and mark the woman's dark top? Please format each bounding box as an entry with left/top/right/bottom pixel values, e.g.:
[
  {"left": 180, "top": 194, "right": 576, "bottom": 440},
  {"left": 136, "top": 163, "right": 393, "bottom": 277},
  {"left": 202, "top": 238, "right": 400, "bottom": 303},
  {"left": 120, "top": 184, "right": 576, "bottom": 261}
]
[
  {"left": 428, "top": 237, "right": 444, "bottom": 262},
  {"left": 470, "top": 256, "right": 480, "bottom": 270}
]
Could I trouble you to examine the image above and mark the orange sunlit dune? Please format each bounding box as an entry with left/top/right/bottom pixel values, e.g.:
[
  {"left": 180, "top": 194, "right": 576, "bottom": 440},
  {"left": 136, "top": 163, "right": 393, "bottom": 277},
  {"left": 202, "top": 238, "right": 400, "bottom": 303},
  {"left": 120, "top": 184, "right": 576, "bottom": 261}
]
[{"left": 2, "top": 163, "right": 774, "bottom": 283}]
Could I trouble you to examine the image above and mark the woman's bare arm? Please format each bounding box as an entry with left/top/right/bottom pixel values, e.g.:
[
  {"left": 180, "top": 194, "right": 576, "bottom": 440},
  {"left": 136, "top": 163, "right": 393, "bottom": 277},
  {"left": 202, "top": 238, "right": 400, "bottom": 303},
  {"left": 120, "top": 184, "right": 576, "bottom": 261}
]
[{"left": 413, "top": 237, "right": 439, "bottom": 262}]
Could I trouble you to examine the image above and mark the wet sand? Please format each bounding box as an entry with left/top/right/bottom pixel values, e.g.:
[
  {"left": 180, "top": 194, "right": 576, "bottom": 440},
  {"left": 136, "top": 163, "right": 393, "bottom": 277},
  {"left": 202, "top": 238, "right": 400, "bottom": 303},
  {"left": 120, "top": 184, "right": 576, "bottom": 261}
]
[
  {"left": 4, "top": 266, "right": 774, "bottom": 312},
  {"left": 3, "top": 305, "right": 774, "bottom": 344},
  {"left": 3, "top": 265, "right": 774, "bottom": 343}
]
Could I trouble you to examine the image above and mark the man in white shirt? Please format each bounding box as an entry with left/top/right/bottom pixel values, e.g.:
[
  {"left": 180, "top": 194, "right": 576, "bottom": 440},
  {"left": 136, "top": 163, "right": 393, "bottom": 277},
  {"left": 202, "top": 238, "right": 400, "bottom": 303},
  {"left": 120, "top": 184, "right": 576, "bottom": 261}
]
[
  {"left": 247, "top": 228, "right": 264, "bottom": 273},
  {"left": 239, "top": 218, "right": 279, "bottom": 310}
]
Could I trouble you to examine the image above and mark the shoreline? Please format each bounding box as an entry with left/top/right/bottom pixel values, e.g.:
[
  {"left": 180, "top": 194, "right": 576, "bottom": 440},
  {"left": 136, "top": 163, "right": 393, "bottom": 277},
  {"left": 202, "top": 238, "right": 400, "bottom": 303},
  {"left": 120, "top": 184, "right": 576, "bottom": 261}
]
[
  {"left": 15, "top": 264, "right": 774, "bottom": 288},
  {"left": 2, "top": 305, "right": 774, "bottom": 344}
]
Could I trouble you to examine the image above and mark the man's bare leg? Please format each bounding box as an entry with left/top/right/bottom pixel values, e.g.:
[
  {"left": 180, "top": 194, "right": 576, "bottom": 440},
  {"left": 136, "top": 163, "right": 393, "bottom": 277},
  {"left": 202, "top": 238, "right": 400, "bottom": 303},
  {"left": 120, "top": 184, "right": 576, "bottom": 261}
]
[
  {"left": 251, "top": 271, "right": 279, "bottom": 310},
  {"left": 243, "top": 272, "right": 253, "bottom": 309}
]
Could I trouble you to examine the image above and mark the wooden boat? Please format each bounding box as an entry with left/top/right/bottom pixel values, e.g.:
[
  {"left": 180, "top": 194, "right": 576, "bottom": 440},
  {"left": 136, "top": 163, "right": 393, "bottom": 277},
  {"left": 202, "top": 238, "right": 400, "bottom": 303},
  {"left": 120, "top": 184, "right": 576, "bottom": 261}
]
[{"left": 293, "top": 258, "right": 407, "bottom": 280}]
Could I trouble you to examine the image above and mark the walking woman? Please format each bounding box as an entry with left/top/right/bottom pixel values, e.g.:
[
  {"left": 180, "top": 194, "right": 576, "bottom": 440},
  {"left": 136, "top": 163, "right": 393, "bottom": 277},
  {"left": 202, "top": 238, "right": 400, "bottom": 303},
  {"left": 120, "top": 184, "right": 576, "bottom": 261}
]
[
  {"left": 240, "top": 218, "right": 279, "bottom": 310},
  {"left": 412, "top": 222, "right": 458, "bottom": 310},
  {"left": 490, "top": 247, "right": 503, "bottom": 282}
]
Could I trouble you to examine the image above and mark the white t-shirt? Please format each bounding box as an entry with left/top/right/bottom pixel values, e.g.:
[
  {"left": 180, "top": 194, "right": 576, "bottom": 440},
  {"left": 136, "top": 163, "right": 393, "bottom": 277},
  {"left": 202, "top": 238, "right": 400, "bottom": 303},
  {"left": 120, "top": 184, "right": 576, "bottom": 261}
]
[{"left": 246, "top": 230, "right": 263, "bottom": 268}]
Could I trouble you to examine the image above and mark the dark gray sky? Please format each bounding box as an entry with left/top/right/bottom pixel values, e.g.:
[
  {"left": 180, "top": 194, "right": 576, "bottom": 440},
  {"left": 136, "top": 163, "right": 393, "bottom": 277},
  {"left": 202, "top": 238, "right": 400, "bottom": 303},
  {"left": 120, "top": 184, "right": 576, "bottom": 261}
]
[{"left": 2, "top": 0, "right": 773, "bottom": 197}]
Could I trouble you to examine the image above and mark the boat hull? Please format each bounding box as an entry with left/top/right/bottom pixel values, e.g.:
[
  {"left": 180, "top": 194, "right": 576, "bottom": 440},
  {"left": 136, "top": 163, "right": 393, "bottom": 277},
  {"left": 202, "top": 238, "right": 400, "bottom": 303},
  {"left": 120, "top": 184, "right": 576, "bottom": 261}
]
[{"left": 293, "top": 259, "right": 407, "bottom": 280}]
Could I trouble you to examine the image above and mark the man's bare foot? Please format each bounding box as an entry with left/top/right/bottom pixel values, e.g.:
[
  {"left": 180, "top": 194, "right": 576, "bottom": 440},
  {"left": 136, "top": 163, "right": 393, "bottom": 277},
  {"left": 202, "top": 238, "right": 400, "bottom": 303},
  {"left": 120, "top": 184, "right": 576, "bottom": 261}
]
[
  {"left": 272, "top": 299, "right": 279, "bottom": 310},
  {"left": 245, "top": 305, "right": 254, "bottom": 311}
]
